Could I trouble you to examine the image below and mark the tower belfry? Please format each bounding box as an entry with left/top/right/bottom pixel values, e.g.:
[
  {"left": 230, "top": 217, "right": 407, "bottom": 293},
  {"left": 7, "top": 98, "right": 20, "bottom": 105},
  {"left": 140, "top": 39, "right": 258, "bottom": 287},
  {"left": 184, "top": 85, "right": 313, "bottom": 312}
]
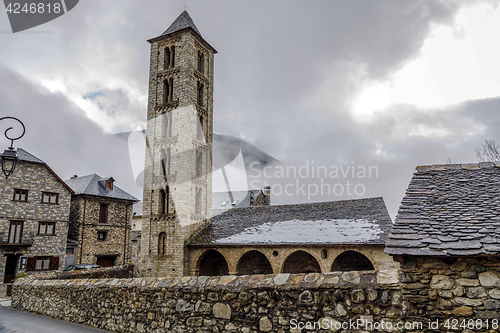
[{"left": 140, "top": 11, "right": 216, "bottom": 277}]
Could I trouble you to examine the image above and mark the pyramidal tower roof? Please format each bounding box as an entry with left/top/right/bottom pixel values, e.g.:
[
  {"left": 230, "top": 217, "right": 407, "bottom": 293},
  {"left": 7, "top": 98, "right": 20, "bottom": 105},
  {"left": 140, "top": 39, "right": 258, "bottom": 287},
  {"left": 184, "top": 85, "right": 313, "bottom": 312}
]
[{"left": 162, "top": 10, "right": 202, "bottom": 37}]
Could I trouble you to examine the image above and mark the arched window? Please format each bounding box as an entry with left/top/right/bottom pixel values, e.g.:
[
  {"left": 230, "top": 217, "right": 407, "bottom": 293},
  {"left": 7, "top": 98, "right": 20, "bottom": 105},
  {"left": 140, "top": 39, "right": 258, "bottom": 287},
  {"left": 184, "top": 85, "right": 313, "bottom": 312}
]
[
  {"left": 165, "top": 186, "right": 170, "bottom": 214},
  {"left": 197, "top": 51, "right": 204, "bottom": 73},
  {"left": 162, "top": 112, "right": 172, "bottom": 138},
  {"left": 196, "top": 151, "right": 203, "bottom": 177},
  {"left": 195, "top": 188, "right": 202, "bottom": 214},
  {"left": 197, "top": 115, "right": 204, "bottom": 139},
  {"left": 164, "top": 47, "right": 171, "bottom": 69},
  {"left": 161, "top": 148, "right": 171, "bottom": 179},
  {"left": 167, "top": 148, "right": 171, "bottom": 175},
  {"left": 171, "top": 46, "right": 175, "bottom": 67},
  {"left": 163, "top": 78, "right": 173, "bottom": 103},
  {"left": 159, "top": 189, "right": 166, "bottom": 214},
  {"left": 237, "top": 251, "right": 273, "bottom": 275},
  {"left": 331, "top": 251, "right": 375, "bottom": 271},
  {"left": 197, "top": 250, "right": 229, "bottom": 276},
  {"left": 158, "top": 186, "right": 169, "bottom": 215},
  {"left": 161, "top": 149, "right": 168, "bottom": 181},
  {"left": 197, "top": 82, "right": 204, "bottom": 106},
  {"left": 158, "top": 232, "right": 167, "bottom": 255},
  {"left": 282, "top": 251, "right": 321, "bottom": 274},
  {"left": 164, "top": 46, "right": 175, "bottom": 69}
]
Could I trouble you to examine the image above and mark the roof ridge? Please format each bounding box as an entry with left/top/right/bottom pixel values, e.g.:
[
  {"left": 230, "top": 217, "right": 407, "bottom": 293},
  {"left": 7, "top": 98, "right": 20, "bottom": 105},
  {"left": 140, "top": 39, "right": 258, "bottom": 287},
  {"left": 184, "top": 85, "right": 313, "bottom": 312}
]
[
  {"left": 216, "top": 196, "right": 384, "bottom": 212},
  {"left": 416, "top": 162, "right": 500, "bottom": 172}
]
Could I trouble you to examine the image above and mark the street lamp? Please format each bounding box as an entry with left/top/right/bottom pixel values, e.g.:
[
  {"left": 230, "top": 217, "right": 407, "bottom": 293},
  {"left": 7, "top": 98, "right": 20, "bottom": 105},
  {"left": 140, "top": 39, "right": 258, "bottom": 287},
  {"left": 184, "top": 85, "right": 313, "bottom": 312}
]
[{"left": 0, "top": 117, "right": 25, "bottom": 178}]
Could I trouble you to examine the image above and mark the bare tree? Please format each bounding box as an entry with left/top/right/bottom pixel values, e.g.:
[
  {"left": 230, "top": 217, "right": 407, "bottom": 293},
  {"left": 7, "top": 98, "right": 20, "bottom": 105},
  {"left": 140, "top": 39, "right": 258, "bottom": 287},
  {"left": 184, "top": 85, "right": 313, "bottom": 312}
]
[{"left": 476, "top": 140, "right": 500, "bottom": 162}]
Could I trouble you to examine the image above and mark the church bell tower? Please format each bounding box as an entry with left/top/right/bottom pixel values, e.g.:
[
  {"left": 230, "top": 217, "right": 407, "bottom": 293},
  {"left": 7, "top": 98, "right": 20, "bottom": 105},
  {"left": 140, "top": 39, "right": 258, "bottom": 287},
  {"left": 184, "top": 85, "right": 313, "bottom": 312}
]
[{"left": 140, "top": 11, "right": 216, "bottom": 277}]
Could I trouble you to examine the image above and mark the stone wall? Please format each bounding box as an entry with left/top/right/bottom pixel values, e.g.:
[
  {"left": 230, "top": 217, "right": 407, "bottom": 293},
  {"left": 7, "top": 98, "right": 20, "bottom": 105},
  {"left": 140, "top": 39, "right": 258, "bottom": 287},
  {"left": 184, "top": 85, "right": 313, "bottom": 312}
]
[
  {"left": 20, "top": 264, "right": 134, "bottom": 281},
  {"left": 13, "top": 270, "right": 400, "bottom": 332},
  {"left": 0, "top": 159, "right": 72, "bottom": 282},
  {"left": 399, "top": 256, "right": 500, "bottom": 329},
  {"left": 69, "top": 195, "right": 133, "bottom": 266}
]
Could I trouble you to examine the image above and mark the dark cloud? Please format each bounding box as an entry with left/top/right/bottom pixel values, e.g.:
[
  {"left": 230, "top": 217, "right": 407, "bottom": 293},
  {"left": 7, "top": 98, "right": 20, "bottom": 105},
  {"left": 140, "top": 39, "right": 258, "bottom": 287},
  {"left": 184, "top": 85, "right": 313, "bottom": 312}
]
[{"left": 1, "top": 1, "right": 500, "bottom": 219}]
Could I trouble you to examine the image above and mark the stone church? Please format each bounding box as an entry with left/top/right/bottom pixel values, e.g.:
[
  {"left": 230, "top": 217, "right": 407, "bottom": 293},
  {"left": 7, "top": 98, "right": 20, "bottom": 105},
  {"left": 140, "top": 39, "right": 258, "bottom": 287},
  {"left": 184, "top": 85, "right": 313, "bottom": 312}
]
[{"left": 138, "top": 11, "right": 397, "bottom": 278}]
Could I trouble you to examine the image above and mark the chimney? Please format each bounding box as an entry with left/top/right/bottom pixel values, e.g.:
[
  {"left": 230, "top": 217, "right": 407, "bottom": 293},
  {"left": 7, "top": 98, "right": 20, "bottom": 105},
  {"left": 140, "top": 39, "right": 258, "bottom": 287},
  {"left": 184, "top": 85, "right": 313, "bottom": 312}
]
[{"left": 263, "top": 186, "right": 271, "bottom": 206}]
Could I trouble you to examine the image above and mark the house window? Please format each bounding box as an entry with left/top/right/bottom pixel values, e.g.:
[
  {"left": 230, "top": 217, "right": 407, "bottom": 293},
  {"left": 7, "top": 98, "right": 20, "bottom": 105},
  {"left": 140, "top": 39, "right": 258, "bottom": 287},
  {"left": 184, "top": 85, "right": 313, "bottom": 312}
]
[
  {"left": 41, "top": 192, "right": 59, "bottom": 204},
  {"left": 13, "top": 189, "right": 28, "bottom": 202},
  {"left": 8, "top": 220, "right": 23, "bottom": 244},
  {"left": 26, "top": 256, "right": 59, "bottom": 271},
  {"left": 99, "top": 204, "right": 108, "bottom": 224},
  {"left": 105, "top": 179, "right": 113, "bottom": 190},
  {"left": 97, "top": 231, "right": 108, "bottom": 241},
  {"left": 158, "top": 232, "right": 167, "bottom": 255},
  {"left": 38, "top": 222, "right": 56, "bottom": 235}
]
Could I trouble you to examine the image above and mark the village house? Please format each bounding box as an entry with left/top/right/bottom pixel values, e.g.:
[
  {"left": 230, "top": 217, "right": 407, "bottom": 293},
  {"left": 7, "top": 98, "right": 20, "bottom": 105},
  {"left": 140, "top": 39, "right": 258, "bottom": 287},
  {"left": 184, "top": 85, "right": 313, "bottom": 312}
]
[
  {"left": 65, "top": 174, "right": 138, "bottom": 267},
  {"left": 385, "top": 162, "right": 500, "bottom": 320},
  {"left": 0, "top": 148, "right": 73, "bottom": 290}
]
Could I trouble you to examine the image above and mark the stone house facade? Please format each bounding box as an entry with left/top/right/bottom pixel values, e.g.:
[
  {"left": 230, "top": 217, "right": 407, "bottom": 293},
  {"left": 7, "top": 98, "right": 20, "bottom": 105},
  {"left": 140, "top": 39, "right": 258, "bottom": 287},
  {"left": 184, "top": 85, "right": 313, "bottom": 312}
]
[
  {"left": 385, "top": 163, "right": 500, "bottom": 322},
  {"left": 0, "top": 148, "right": 73, "bottom": 285},
  {"left": 65, "top": 174, "right": 138, "bottom": 267}
]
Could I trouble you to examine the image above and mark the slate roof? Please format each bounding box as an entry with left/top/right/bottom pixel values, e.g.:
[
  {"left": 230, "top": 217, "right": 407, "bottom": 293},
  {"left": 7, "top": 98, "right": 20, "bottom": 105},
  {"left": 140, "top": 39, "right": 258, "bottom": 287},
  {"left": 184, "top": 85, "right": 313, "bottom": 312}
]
[
  {"left": 17, "top": 148, "right": 44, "bottom": 164},
  {"left": 162, "top": 11, "right": 202, "bottom": 37},
  {"left": 385, "top": 163, "right": 500, "bottom": 256},
  {"left": 212, "top": 190, "right": 262, "bottom": 210},
  {"left": 188, "top": 197, "right": 392, "bottom": 246},
  {"left": 65, "top": 174, "right": 138, "bottom": 202}
]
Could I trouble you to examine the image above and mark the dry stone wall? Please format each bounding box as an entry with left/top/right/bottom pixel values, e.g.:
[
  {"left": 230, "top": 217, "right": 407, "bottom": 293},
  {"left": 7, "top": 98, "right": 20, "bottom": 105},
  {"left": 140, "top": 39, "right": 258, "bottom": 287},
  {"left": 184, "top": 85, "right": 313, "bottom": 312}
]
[
  {"left": 400, "top": 256, "right": 500, "bottom": 331},
  {"left": 13, "top": 270, "right": 401, "bottom": 333},
  {"left": 13, "top": 257, "right": 500, "bottom": 332}
]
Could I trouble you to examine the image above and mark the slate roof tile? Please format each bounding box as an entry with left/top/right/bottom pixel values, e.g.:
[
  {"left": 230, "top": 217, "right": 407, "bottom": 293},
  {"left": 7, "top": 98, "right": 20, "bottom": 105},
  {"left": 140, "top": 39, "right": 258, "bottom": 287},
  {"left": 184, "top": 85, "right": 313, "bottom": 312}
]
[
  {"left": 162, "top": 11, "right": 201, "bottom": 37},
  {"left": 385, "top": 163, "right": 500, "bottom": 256},
  {"left": 65, "top": 174, "right": 138, "bottom": 202},
  {"left": 188, "top": 197, "right": 392, "bottom": 247}
]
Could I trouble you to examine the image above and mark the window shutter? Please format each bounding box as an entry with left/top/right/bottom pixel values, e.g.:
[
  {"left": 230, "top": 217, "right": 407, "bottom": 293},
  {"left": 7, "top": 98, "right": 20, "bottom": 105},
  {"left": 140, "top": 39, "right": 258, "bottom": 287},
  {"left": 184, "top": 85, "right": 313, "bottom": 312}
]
[
  {"left": 26, "top": 257, "right": 36, "bottom": 271},
  {"left": 49, "top": 256, "right": 59, "bottom": 270}
]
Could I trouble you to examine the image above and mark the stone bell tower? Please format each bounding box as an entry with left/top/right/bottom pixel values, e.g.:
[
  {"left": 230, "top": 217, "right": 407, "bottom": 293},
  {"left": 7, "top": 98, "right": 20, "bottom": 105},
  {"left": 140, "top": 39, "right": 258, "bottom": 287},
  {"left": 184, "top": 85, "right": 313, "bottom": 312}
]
[{"left": 140, "top": 11, "right": 216, "bottom": 277}]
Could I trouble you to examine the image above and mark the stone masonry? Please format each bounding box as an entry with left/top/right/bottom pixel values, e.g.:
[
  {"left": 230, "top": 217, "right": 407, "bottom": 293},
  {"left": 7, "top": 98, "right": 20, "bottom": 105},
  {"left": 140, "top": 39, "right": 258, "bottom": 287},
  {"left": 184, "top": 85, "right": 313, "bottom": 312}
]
[
  {"left": 0, "top": 149, "right": 72, "bottom": 284},
  {"left": 13, "top": 269, "right": 401, "bottom": 333},
  {"left": 400, "top": 256, "right": 500, "bottom": 328},
  {"left": 140, "top": 11, "right": 215, "bottom": 277},
  {"left": 68, "top": 195, "right": 134, "bottom": 266}
]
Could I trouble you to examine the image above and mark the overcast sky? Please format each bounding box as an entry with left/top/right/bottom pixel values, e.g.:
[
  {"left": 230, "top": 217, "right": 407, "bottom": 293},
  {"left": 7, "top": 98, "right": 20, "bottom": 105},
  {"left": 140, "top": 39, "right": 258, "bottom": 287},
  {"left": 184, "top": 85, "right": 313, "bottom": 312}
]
[{"left": 1, "top": 0, "right": 500, "bottom": 218}]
